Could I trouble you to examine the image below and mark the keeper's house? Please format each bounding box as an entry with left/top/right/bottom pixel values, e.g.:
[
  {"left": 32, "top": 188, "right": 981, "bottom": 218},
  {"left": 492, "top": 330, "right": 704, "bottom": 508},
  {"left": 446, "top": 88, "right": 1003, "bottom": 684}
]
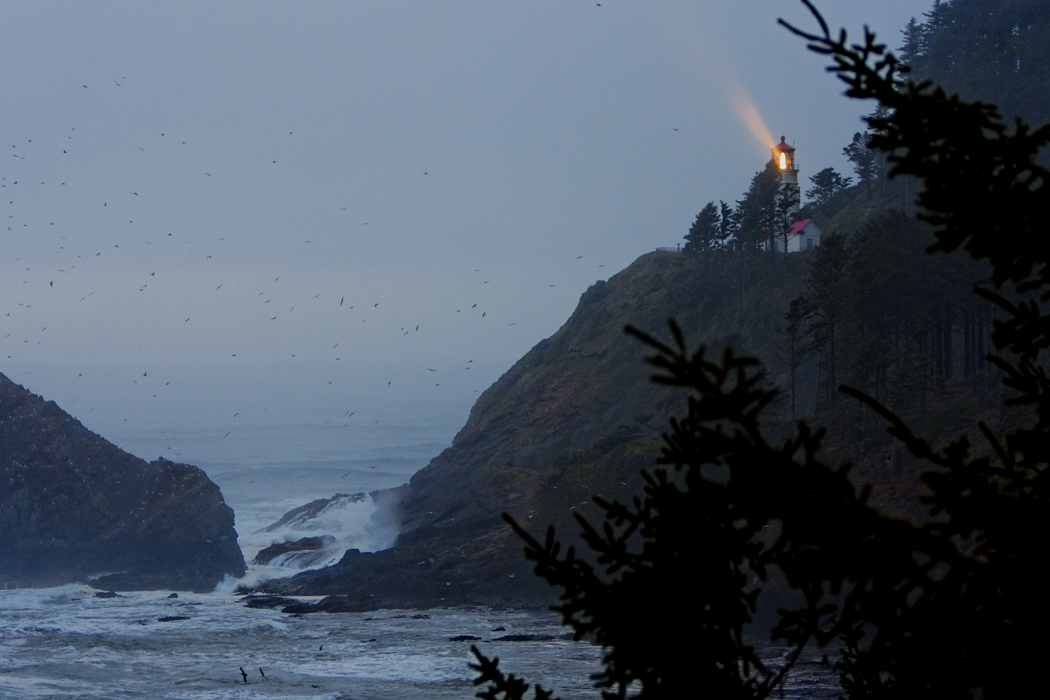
[{"left": 782, "top": 218, "right": 823, "bottom": 252}]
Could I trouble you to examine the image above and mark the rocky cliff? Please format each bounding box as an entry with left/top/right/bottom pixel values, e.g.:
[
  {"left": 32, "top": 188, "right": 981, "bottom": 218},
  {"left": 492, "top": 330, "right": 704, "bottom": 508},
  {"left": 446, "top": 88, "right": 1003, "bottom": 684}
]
[
  {"left": 256, "top": 250, "right": 810, "bottom": 608},
  {"left": 0, "top": 373, "right": 246, "bottom": 591}
]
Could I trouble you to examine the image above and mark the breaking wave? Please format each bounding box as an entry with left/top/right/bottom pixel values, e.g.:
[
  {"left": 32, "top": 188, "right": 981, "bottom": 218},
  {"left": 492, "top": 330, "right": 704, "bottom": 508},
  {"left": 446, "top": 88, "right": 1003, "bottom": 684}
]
[{"left": 224, "top": 488, "right": 403, "bottom": 590}]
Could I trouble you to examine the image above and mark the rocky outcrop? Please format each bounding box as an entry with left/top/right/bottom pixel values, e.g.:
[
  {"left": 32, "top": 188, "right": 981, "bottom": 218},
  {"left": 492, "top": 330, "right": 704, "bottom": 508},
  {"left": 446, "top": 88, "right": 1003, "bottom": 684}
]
[
  {"left": 255, "top": 251, "right": 810, "bottom": 608},
  {"left": 254, "top": 536, "right": 334, "bottom": 566},
  {"left": 0, "top": 372, "right": 246, "bottom": 591}
]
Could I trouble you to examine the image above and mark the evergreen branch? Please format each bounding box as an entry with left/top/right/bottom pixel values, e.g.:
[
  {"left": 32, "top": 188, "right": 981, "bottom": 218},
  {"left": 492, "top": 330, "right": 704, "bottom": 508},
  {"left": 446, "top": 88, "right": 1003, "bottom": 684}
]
[
  {"left": 470, "top": 647, "right": 558, "bottom": 700},
  {"left": 838, "top": 385, "right": 937, "bottom": 462}
]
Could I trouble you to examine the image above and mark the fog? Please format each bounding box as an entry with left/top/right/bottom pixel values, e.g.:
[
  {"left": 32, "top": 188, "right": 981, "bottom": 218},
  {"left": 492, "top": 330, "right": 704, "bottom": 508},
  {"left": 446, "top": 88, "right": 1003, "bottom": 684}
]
[{"left": 1, "top": 1, "right": 929, "bottom": 435}]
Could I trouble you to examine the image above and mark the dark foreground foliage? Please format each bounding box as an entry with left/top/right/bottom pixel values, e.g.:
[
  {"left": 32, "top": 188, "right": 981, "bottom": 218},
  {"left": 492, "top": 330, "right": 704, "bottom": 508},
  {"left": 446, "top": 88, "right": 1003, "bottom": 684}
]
[{"left": 472, "top": 2, "right": 1049, "bottom": 697}]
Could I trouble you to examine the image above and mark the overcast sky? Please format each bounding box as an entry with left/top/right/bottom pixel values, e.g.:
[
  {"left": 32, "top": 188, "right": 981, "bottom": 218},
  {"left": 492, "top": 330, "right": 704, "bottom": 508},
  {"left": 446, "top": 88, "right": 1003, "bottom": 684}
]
[{"left": 1, "top": 1, "right": 931, "bottom": 436}]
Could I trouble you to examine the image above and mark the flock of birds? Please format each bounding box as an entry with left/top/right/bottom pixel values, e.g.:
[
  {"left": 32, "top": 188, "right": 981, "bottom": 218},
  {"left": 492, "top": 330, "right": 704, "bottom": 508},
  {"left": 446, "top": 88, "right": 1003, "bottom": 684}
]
[{"left": 1, "top": 74, "right": 617, "bottom": 446}]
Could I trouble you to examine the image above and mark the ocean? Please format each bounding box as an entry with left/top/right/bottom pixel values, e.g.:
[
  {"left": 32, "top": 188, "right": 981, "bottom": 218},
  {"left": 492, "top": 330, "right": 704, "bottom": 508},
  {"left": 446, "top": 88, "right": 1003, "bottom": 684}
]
[
  {"left": 0, "top": 406, "right": 609, "bottom": 699},
  {"left": 0, "top": 406, "right": 837, "bottom": 699}
]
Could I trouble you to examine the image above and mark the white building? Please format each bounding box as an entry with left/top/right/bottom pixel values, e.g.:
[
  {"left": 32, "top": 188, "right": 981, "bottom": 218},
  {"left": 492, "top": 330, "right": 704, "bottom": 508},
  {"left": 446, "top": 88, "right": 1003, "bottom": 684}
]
[{"left": 783, "top": 218, "right": 823, "bottom": 252}]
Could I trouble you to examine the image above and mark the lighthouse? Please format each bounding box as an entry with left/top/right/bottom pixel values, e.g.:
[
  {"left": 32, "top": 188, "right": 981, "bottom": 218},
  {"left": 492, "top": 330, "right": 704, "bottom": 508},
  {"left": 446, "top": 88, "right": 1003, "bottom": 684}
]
[
  {"left": 772, "top": 136, "right": 800, "bottom": 215},
  {"left": 771, "top": 136, "right": 822, "bottom": 252}
]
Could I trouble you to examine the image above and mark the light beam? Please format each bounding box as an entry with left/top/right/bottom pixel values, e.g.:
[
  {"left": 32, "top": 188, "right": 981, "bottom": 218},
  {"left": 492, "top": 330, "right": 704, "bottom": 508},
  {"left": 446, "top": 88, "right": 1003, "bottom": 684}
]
[{"left": 726, "top": 82, "right": 777, "bottom": 151}]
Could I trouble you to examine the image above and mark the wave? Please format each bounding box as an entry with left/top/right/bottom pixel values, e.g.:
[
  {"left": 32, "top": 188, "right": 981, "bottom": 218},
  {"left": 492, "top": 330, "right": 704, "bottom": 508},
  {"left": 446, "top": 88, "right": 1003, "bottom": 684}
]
[
  {"left": 226, "top": 488, "right": 404, "bottom": 590},
  {"left": 0, "top": 584, "right": 97, "bottom": 610}
]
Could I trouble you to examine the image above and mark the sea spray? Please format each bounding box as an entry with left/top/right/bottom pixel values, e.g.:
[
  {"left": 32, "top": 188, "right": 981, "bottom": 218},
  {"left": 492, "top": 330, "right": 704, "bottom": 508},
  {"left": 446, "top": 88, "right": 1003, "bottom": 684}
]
[{"left": 223, "top": 490, "right": 403, "bottom": 590}]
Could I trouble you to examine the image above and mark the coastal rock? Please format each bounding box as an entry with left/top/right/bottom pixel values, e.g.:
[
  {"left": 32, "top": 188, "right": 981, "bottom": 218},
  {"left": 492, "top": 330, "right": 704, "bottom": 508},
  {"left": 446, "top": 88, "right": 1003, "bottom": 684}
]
[
  {"left": 259, "top": 493, "right": 366, "bottom": 533},
  {"left": 253, "top": 536, "right": 334, "bottom": 566},
  {"left": 0, "top": 372, "right": 246, "bottom": 591}
]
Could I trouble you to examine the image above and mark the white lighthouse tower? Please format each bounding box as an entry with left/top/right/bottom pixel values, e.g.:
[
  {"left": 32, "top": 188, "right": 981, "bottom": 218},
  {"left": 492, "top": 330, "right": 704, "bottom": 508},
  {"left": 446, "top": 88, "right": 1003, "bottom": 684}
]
[
  {"left": 771, "top": 136, "right": 822, "bottom": 252},
  {"left": 772, "top": 136, "right": 800, "bottom": 215}
]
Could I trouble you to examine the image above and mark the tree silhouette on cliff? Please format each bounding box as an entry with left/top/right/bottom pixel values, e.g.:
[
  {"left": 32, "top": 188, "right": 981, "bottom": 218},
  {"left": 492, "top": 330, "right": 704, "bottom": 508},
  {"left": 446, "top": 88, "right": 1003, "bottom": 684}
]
[{"left": 471, "top": 2, "right": 1049, "bottom": 697}]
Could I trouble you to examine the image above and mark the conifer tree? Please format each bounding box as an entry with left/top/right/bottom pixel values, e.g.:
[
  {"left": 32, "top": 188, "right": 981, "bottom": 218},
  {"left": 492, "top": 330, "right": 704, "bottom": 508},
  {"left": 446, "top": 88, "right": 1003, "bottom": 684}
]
[
  {"left": 684, "top": 201, "right": 721, "bottom": 252},
  {"left": 734, "top": 160, "right": 780, "bottom": 250},
  {"left": 773, "top": 182, "right": 800, "bottom": 251},
  {"left": 842, "top": 132, "right": 878, "bottom": 195},
  {"left": 718, "top": 200, "right": 736, "bottom": 246},
  {"left": 805, "top": 167, "right": 852, "bottom": 207},
  {"left": 805, "top": 233, "right": 848, "bottom": 408},
  {"left": 782, "top": 294, "right": 815, "bottom": 418}
]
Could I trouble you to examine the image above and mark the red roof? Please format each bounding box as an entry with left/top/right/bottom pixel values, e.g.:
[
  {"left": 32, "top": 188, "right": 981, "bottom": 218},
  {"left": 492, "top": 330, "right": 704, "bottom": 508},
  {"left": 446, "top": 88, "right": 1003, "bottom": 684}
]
[
  {"left": 773, "top": 136, "right": 795, "bottom": 152},
  {"left": 788, "top": 219, "right": 811, "bottom": 236}
]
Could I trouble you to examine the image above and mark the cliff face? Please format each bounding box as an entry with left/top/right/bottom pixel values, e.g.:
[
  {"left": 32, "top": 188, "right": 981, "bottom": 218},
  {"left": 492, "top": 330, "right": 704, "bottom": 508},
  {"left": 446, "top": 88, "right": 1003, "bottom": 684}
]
[
  {"left": 258, "top": 251, "right": 810, "bottom": 608},
  {"left": 0, "top": 373, "right": 246, "bottom": 591}
]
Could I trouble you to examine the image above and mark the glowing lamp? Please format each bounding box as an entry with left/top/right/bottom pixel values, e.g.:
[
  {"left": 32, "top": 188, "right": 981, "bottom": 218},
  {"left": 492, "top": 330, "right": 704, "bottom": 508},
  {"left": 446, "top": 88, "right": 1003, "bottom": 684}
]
[{"left": 772, "top": 135, "right": 796, "bottom": 172}]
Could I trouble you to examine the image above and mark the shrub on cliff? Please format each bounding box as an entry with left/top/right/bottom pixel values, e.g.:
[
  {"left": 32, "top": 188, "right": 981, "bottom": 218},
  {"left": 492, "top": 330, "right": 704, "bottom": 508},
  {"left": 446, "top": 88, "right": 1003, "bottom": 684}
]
[{"left": 470, "top": 2, "right": 1049, "bottom": 698}]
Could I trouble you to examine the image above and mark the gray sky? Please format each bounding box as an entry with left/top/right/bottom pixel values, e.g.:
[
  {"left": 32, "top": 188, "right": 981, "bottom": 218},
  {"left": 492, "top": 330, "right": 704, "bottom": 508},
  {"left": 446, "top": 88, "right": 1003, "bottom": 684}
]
[{"left": 1, "top": 1, "right": 931, "bottom": 436}]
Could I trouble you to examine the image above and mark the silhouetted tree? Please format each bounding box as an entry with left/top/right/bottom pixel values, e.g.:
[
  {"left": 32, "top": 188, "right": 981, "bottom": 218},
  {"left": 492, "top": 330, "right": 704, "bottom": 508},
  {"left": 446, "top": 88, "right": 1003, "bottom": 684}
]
[
  {"left": 773, "top": 182, "right": 800, "bottom": 251},
  {"left": 471, "top": 2, "right": 1049, "bottom": 697},
  {"left": 734, "top": 160, "right": 781, "bottom": 250},
  {"left": 805, "top": 166, "right": 852, "bottom": 207},
  {"left": 896, "top": 16, "right": 925, "bottom": 74},
  {"left": 718, "top": 200, "right": 736, "bottom": 246},
  {"left": 842, "top": 131, "right": 879, "bottom": 196},
  {"left": 684, "top": 201, "right": 721, "bottom": 252},
  {"left": 782, "top": 294, "right": 815, "bottom": 417},
  {"left": 806, "top": 233, "right": 848, "bottom": 408}
]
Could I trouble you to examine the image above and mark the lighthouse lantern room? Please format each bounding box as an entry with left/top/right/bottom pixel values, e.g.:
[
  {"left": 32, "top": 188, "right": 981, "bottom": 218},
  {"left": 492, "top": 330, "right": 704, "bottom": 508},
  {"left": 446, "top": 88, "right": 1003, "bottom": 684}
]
[{"left": 772, "top": 136, "right": 798, "bottom": 186}]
